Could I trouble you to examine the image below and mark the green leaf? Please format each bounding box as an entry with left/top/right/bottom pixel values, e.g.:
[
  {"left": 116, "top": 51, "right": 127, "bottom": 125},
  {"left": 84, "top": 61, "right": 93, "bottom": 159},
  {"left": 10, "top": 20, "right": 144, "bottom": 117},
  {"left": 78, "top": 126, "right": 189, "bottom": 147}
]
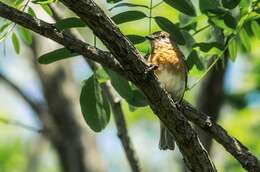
[
  {"left": 154, "top": 16, "right": 185, "bottom": 45},
  {"left": 111, "top": 11, "right": 147, "bottom": 24},
  {"left": 38, "top": 48, "right": 78, "bottom": 64},
  {"left": 180, "top": 18, "right": 197, "bottom": 31},
  {"left": 130, "top": 88, "right": 148, "bottom": 107},
  {"left": 222, "top": 0, "right": 240, "bottom": 9},
  {"left": 163, "top": 0, "right": 196, "bottom": 16},
  {"left": 239, "top": 27, "right": 251, "bottom": 51},
  {"left": 107, "top": 0, "right": 122, "bottom": 3},
  {"left": 251, "top": 21, "right": 260, "bottom": 39},
  {"left": 240, "top": 0, "right": 250, "bottom": 16},
  {"left": 109, "top": 3, "right": 149, "bottom": 11},
  {"left": 186, "top": 50, "right": 204, "bottom": 70},
  {"left": 126, "top": 35, "right": 146, "bottom": 44},
  {"left": 193, "top": 42, "right": 224, "bottom": 52},
  {"left": 15, "top": 0, "right": 24, "bottom": 6},
  {"left": 106, "top": 69, "right": 133, "bottom": 100},
  {"left": 222, "top": 13, "right": 237, "bottom": 29},
  {"left": 41, "top": 4, "right": 53, "bottom": 16},
  {"left": 199, "top": 0, "right": 220, "bottom": 13},
  {"left": 95, "top": 68, "right": 110, "bottom": 83},
  {"left": 80, "top": 75, "right": 110, "bottom": 132},
  {"left": 28, "top": 7, "right": 36, "bottom": 17},
  {"left": 12, "top": 32, "right": 20, "bottom": 54},
  {"left": 0, "top": 23, "right": 11, "bottom": 33},
  {"left": 32, "top": 0, "right": 54, "bottom": 4},
  {"left": 17, "top": 26, "right": 32, "bottom": 45},
  {"left": 209, "top": 13, "right": 237, "bottom": 32},
  {"left": 106, "top": 69, "right": 147, "bottom": 107},
  {"left": 55, "top": 17, "right": 86, "bottom": 30},
  {"left": 228, "top": 37, "right": 238, "bottom": 61}
]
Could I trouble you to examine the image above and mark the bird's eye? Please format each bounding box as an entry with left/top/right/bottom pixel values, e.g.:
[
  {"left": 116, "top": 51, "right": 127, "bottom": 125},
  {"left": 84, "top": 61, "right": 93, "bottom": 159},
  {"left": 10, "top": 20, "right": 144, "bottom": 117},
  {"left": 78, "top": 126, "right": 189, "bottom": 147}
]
[{"left": 161, "top": 35, "right": 166, "bottom": 39}]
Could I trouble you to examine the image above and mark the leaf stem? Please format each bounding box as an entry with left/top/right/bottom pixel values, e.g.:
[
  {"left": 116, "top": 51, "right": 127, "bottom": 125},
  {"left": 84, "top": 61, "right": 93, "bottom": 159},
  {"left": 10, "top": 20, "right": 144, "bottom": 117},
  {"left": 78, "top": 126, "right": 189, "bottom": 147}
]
[
  {"left": 0, "top": 117, "right": 41, "bottom": 133},
  {"left": 192, "top": 24, "right": 210, "bottom": 36},
  {"left": 152, "top": 1, "right": 163, "bottom": 9},
  {"left": 149, "top": 0, "right": 153, "bottom": 35}
]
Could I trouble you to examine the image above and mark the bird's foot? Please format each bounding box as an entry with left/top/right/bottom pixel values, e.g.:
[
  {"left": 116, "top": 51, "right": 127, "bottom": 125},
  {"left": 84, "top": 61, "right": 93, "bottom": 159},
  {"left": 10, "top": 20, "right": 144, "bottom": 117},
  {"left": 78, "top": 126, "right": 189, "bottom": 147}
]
[
  {"left": 173, "top": 101, "right": 182, "bottom": 110},
  {"left": 146, "top": 64, "right": 158, "bottom": 73}
]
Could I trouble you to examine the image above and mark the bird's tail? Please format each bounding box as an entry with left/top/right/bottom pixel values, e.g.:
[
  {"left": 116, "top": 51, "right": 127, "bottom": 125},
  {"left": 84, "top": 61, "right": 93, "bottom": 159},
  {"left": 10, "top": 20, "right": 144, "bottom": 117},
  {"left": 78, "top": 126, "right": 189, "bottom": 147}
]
[{"left": 159, "top": 122, "right": 175, "bottom": 150}]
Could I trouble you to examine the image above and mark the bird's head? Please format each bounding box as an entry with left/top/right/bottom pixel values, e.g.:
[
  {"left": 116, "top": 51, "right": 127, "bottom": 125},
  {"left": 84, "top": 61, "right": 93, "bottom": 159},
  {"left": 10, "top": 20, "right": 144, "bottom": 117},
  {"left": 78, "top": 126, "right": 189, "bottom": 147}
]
[{"left": 146, "top": 31, "right": 173, "bottom": 49}]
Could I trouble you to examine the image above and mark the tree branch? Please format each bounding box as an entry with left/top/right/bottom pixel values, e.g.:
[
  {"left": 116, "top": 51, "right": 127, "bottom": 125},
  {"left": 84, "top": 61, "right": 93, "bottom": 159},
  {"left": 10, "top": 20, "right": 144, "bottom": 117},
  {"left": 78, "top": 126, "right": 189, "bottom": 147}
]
[
  {"left": 181, "top": 101, "right": 260, "bottom": 172},
  {"left": 58, "top": 1, "right": 216, "bottom": 171},
  {"left": 0, "top": 73, "right": 43, "bottom": 114},
  {"left": 102, "top": 82, "right": 141, "bottom": 172},
  {"left": 48, "top": 5, "right": 142, "bottom": 170},
  {"left": 1, "top": 1, "right": 260, "bottom": 171},
  {"left": 0, "top": 2, "right": 124, "bottom": 76}
]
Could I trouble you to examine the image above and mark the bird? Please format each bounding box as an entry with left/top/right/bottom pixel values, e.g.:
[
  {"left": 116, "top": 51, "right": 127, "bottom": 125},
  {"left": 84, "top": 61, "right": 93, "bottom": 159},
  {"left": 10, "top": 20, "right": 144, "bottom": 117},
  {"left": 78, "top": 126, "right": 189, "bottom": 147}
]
[{"left": 146, "top": 31, "right": 188, "bottom": 150}]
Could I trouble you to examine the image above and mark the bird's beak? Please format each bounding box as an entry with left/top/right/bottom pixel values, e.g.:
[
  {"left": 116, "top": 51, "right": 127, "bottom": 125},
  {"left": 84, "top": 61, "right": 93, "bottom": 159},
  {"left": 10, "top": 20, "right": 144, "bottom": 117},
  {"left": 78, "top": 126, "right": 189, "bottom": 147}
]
[{"left": 145, "top": 35, "right": 154, "bottom": 40}]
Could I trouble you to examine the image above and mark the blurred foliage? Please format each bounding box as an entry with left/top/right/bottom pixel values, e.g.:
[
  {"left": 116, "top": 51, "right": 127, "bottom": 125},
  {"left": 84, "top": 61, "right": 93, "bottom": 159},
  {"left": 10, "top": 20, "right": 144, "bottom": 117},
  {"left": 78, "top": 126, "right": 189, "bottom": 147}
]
[
  {"left": 0, "top": 140, "right": 26, "bottom": 172},
  {"left": 0, "top": 0, "right": 260, "bottom": 171}
]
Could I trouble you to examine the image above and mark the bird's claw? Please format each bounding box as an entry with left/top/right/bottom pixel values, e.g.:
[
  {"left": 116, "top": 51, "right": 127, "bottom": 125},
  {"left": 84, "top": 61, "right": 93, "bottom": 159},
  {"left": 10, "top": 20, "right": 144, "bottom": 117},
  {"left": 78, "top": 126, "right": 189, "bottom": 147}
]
[{"left": 147, "top": 64, "right": 158, "bottom": 73}]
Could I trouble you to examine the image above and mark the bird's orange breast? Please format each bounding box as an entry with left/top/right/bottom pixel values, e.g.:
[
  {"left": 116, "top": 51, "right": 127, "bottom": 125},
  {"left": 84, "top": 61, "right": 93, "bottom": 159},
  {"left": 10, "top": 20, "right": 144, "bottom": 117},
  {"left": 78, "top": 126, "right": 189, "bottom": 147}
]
[{"left": 148, "top": 45, "right": 186, "bottom": 101}]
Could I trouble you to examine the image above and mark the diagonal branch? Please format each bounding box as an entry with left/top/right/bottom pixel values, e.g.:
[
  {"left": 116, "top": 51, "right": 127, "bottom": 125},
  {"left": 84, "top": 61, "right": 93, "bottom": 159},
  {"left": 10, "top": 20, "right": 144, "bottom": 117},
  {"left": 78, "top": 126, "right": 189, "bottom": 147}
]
[
  {"left": 102, "top": 82, "right": 142, "bottom": 172},
  {"left": 0, "top": 2, "right": 124, "bottom": 76},
  {"left": 1, "top": 1, "right": 260, "bottom": 171},
  {"left": 181, "top": 101, "right": 260, "bottom": 172},
  {"left": 49, "top": 5, "right": 142, "bottom": 171},
  {"left": 58, "top": 0, "right": 216, "bottom": 171},
  {"left": 0, "top": 73, "right": 42, "bottom": 114}
]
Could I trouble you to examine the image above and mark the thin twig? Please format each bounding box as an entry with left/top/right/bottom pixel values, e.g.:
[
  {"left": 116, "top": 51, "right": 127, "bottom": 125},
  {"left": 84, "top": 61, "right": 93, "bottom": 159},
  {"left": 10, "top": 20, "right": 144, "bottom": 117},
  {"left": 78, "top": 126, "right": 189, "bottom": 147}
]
[
  {"left": 0, "top": 117, "right": 41, "bottom": 132},
  {"left": 0, "top": 73, "right": 42, "bottom": 113},
  {"left": 148, "top": 0, "right": 153, "bottom": 35},
  {"left": 102, "top": 83, "right": 141, "bottom": 172},
  {"left": 191, "top": 24, "right": 210, "bottom": 36},
  {"left": 49, "top": 5, "right": 142, "bottom": 172},
  {"left": 152, "top": 1, "right": 163, "bottom": 8}
]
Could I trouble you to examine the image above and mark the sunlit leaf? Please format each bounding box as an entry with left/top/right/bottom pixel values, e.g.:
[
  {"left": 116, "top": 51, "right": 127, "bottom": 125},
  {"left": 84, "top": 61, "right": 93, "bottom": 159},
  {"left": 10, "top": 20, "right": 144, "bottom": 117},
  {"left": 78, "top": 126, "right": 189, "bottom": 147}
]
[
  {"left": 41, "top": 4, "right": 53, "bottom": 16},
  {"left": 228, "top": 37, "right": 238, "bottom": 61},
  {"left": 163, "top": 0, "right": 196, "bottom": 16},
  {"left": 38, "top": 48, "right": 78, "bottom": 64},
  {"left": 28, "top": 7, "right": 36, "bottom": 17},
  {"left": 80, "top": 75, "right": 110, "bottom": 132},
  {"left": 0, "top": 23, "right": 11, "bottom": 33},
  {"left": 239, "top": 27, "right": 251, "bottom": 51},
  {"left": 112, "top": 11, "right": 147, "bottom": 24},
  {"left": 107, "top": 0, "right": 122, "bottom": 3},
  {"left": 12, "top": 32, "right": 20, "bottom": 54},
  {"left": 154, "top": 16, "right": 185, "bottom": 45},
  {"left": 109, "top": 3, "right": 149, "bottom": 11},
  {"left": 55, "top": 17, "right": 86, "bottom": 30},
  {"left": 32, "top": 0, "right": 54, "bottom": 4},
  {"left": 17, "top": 26, "right": 32, "bottom": 45},
  {"left": 251, "top": 21, "right": 260, "bottom": 39},
  {"left": 95, "top": 68, "right": 110, "bottom": 83}
]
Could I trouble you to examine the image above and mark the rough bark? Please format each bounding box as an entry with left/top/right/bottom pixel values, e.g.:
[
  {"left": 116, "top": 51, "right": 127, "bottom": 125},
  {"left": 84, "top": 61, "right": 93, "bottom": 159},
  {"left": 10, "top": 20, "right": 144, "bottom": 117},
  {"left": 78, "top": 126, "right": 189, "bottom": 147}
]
[
  {"left": 58, "top": 1, "right": 216, "bottom": 171},
  {"left": 196, "top": 60, "right": 227, "bottom": 152},
  {"left": 102, "top": 82, "right": 141, "bottom": 172},
  {"left": 181, "top": 101, "right": 260, "bottom": 172},
  {"left": 1, "top": 1, "right": 260, "bottom": 171}
]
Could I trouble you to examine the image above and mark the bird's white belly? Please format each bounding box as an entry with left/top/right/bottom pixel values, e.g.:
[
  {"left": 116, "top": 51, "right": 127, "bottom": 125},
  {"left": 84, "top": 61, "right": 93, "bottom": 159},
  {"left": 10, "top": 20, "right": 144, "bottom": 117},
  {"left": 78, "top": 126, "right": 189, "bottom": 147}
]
[{"left": 157, "top": 69, "right": 185, "bottom": 101}]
